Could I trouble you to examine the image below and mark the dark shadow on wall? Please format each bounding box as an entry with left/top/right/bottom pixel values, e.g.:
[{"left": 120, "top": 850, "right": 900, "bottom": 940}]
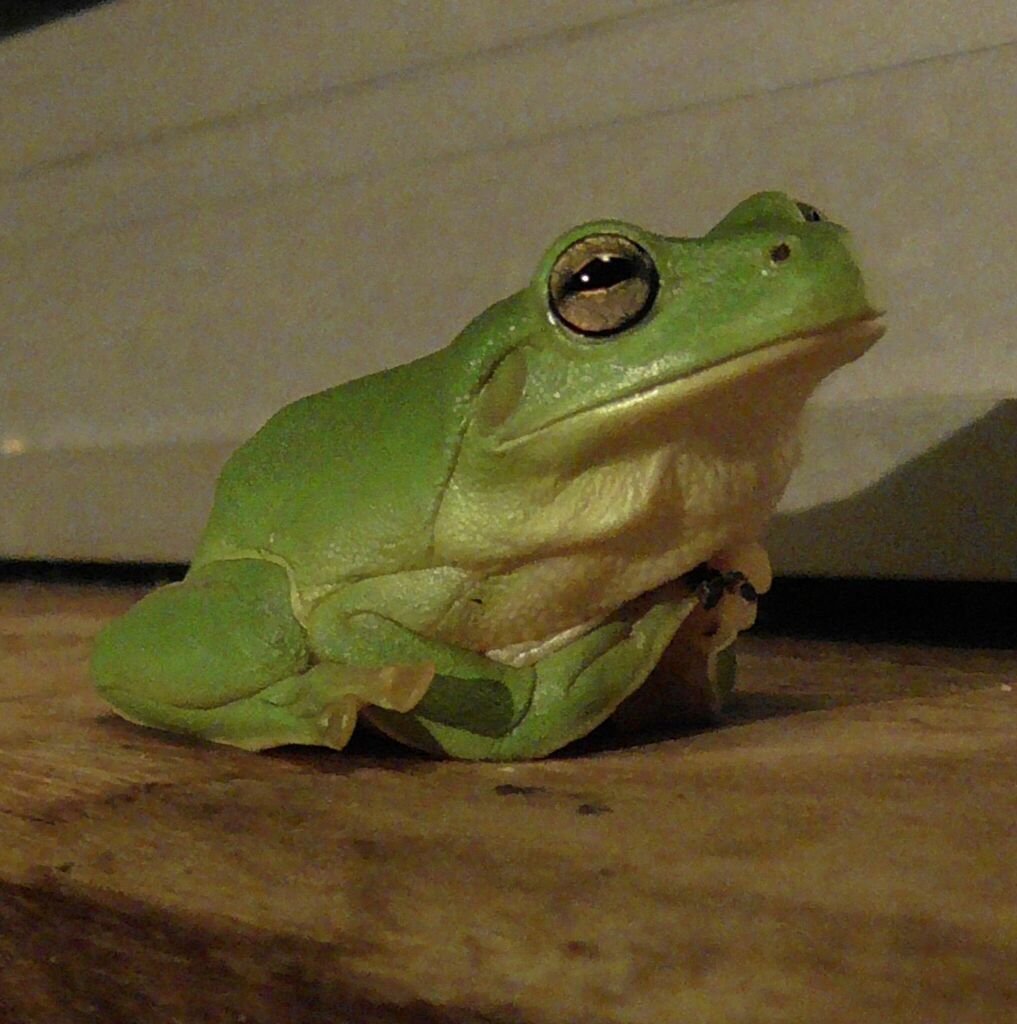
[
  {"left": 0, "top": 0, "right": 113, "bottom": 38},
  {"left": 768, "top": 400, "right": 1016, "bottom": 582}
]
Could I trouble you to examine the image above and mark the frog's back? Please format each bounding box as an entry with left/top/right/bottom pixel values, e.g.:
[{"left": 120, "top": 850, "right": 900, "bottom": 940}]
[{"left": 192, "top": 346, "right": 474, "bottom": 589}]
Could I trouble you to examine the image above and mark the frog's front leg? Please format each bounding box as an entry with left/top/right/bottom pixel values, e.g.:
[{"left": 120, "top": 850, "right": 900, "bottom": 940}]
[
  {"left": 91, "top": 559, "right": 432, "bottom": 751},
  {"left": 308, "top": 586, "right": 698, "bottom": 760}
]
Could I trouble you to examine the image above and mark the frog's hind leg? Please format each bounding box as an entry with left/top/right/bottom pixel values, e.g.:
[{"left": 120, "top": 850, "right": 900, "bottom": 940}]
[
  {"left": 91, "top": 559, "right": 432, "bottom": 751},
  {"left": 312, "top": 587, "right": 699, "bottom": 761}
]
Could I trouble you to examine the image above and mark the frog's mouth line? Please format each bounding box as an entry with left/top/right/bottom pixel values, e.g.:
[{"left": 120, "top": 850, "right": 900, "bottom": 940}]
[{"left": 500, "top": 312, "right": 885, "bottom": 448}]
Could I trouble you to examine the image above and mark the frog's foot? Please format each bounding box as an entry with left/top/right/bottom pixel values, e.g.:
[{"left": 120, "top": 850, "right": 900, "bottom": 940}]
[
  {"left": 611, "top": 543, "right": 771, "bottom": 732},
  {"left": 687, "top": 565, "right": 758, "bottom": 611},
  {"left": 91, "top": 558, "right": 434, "bottom": 751}
]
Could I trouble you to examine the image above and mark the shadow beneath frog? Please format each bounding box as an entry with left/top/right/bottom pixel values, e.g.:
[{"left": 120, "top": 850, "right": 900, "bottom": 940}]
[
  {"left": 96, "top": 713, "right": 221, "bottom": 753},
  {"left": 560, "top": 690, "right": 831, "bottom": 758},
  {"left": 95, "top": 688, "right": 831, "bottom": 771},
  {"left": 96, "top": 707, "right": 436, "bottom": 774},
  {"left": 723, "top": 689, "right": 838, "bottom": 720},
  {"left": 266, "top": 728, "right": 436, "bottom": 775}
]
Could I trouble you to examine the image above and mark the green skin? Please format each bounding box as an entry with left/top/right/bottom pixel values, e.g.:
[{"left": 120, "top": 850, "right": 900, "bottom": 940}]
[{"left": 92, "top": 192, "right": 884, "bottom": 760}]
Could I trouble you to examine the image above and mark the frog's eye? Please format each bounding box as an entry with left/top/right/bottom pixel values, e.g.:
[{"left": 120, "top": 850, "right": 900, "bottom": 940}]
[
  {"left": 548, "top": 234, "right": 659, "bottom": 337},
  {"left": 795, "top": 201, "right": 825, "bottom": 223}
]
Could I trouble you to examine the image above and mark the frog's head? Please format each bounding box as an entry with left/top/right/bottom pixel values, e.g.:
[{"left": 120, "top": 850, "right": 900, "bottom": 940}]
[
  {"left": 439, "top": 191, "right": 884, "bottom": 571},
  {"left": 465, "top": 191, "right": 884, "bottom": 462}
]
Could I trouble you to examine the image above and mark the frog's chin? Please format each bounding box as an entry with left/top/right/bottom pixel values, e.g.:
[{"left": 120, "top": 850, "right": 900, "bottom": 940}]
[
  {"left": 500, "top": 312, "right": 885, "bottom": 449},
  {"left": 698, "top": 311, "right": 886, "bottom": 388},
  {"left": 644, "top": 310, "right": 887, "bottom": 407}
]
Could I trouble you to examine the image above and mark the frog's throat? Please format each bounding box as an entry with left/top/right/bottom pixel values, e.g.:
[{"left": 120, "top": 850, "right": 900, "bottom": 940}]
[{"left": 497, "top": 312, "right": 885, "bottom": 450}]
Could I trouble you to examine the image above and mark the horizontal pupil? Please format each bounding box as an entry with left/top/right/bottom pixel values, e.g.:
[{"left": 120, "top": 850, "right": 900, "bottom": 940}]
[{"left": 568, "top": 255, "right": 637, "bottom": 293}]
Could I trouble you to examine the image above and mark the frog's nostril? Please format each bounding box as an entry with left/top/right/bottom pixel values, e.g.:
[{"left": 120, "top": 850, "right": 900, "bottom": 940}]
[{"left": 769, "top": 242, "right": 792, "bottom": 264}]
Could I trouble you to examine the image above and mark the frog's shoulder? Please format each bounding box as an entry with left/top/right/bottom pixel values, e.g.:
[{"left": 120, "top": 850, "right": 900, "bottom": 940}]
[{"left": 192, "top": 296, "right": 528, "bottom": 585}]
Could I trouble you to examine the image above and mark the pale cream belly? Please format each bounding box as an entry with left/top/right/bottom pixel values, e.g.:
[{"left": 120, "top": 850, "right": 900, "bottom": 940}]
[{"left": 430, "top": 429, "right": 798, "bottom": 653}]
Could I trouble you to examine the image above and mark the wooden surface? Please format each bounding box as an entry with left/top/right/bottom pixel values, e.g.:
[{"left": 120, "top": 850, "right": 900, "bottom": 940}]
[{"left": 0, "top": 581, "right": 1014, "bottom": 1023}]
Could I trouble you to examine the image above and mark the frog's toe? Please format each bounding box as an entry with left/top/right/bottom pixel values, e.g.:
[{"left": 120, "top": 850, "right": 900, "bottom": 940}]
[
  {"left": 689, "top": 567, "right": 751, "bottom": 611},
  {"left": 267, "top": 661, "right": 436, "bottom": 750}
]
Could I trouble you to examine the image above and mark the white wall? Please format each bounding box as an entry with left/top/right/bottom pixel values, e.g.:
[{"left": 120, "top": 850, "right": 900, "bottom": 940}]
[{"left": 2, "top": 0, "right": 1015, "bottom": 576}]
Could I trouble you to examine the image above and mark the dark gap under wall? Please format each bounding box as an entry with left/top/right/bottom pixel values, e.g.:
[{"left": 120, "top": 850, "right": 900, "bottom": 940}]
[{"left": 754, "top": 576, "right": 1014, "bottom": 649}]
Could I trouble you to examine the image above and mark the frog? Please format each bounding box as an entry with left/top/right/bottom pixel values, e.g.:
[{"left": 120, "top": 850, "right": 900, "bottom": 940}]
[{"left": 91, "top": 191, "right": 884, "bottom": 760}]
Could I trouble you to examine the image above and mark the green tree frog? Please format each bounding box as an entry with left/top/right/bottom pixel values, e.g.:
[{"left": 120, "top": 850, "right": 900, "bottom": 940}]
[{"left": 92, "top": 192, "right": 884, "bottom": 759}]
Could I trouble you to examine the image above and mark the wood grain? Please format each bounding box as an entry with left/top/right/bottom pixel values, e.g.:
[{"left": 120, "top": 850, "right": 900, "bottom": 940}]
[{"left": 0, "top": 581, "right": 1014, "bottom": 1023}]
